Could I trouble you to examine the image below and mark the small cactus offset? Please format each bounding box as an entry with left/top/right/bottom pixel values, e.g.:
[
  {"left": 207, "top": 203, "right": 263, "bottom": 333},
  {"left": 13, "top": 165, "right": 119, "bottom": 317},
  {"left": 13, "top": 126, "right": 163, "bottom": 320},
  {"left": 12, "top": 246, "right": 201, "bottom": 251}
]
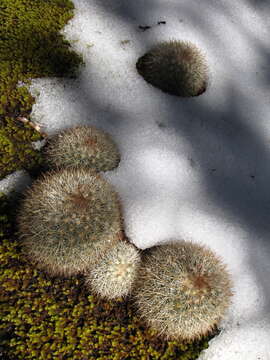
[
  {"left": 17, "top": 167, "right": 124, "bottom": 276},
  {"left": 133, "top": 241, "right": 233, "bottom": 341},
  {"left": 44, "top": 125, "right": 121, "bottom": 172},
  {"left": 85, "top": 242, "right": 141, "bottom": 299},
  {"left": 136, "top": 40, "right": 208, "bottom": 97}
]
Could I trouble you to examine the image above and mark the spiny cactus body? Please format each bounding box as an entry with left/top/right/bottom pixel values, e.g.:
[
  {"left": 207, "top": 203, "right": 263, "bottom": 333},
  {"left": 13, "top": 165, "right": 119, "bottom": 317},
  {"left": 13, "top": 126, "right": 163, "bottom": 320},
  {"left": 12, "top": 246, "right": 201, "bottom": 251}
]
[
  {"left": 44, "top": 125, "right": 120, "bottom": 172},
  {"left": 134, "top": 241, "right": 233, "bottom": 341},
  {"left": 136, "top": 40, "right": 208, "bottom": 97},
  {"left": 17, "top": 168, "right": 123, "bottom": 276},
  {"left": 85, "top": 242, "right": 141, "bottom": 299}
]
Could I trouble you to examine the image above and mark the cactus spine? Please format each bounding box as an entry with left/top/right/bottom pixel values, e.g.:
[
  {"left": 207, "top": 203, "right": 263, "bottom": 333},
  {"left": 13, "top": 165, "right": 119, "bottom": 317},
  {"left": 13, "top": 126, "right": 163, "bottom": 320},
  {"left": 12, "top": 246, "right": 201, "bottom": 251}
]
[
  {"left": 136, "top": 40, "right": 208, "bottom": 97},
  {"left": 17, "top": 167, "right": 124, "bottom": 276},
  {"left": 44, "top": 125, "right": 120, "bottom": 172},
  {"left": 133, "top": 241, "right": 233, "bottom": 341},
  {"left": 85, "top": 241, "right": 141, "bottom": 299}
]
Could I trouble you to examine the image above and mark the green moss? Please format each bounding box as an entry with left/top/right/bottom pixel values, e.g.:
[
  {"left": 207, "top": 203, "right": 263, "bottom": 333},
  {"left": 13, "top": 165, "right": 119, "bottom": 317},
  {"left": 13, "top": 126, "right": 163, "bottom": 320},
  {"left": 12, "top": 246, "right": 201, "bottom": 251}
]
[
  {"left": 0, "top": 0, "right": 84, "bottom": 180},
  {"left": 0, "top": 194, "right": 216, "bottom": 360},
  {"left": 0, "top": 115, "right": 44, "bottom": 178}
]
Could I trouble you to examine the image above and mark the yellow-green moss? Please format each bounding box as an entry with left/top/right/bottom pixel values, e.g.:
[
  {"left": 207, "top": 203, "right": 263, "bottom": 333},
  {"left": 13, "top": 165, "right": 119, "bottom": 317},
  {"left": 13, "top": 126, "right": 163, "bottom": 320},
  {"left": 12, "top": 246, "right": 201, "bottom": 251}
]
[
  {"left": 0, "top": 0, "right": 83, "bottom": 180},
  {"left": 0, "top": 194, "right": 216, "bottom": 359}
]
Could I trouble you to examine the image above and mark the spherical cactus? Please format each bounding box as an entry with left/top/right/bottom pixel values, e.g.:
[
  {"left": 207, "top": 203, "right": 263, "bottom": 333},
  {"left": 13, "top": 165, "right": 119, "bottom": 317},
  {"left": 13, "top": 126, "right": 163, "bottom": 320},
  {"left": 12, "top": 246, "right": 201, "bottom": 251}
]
[
  {"left": 44, "top": 125, "right": 120, "bottom": 172},
  {"left": 85, "top": 242, "right": 141, "bottom": 299},
  {"left": 133, "top": 241, "right": 233, "bottom": 341},
  {"left": 17, "top": 167, "right": 124, "bottom": 277},
  {"left": 136, "top": 40, "right": 208, "bottom": 97}
]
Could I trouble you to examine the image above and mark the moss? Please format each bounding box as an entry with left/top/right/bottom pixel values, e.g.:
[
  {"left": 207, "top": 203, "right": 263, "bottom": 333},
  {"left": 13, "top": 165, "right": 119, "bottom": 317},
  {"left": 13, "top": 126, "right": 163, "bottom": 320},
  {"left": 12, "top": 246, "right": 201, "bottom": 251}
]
[
  {"left": 0, "top": 194, "right": 217, "bottom": 359},
  {"left": 0, "top": 0, "right": 84, "bottom": 180},
  {"left": 0, "top": 115, "right": 44, "bottom": 179}
]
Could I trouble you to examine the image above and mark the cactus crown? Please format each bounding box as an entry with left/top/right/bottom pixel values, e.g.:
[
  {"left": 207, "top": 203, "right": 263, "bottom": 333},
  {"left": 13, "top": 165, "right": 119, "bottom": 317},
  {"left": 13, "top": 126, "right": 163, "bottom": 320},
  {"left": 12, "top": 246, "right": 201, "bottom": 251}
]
[
  {"left": 85, "top": 242, "right": 141, "bottom": 299},
  {"left": 136, "top": 40, "right": 208, "bottom": 97},
  {"left": 134, "top": 241, "right": 233, "bottom": 341},
  {"left": 17, "top": 167, "right": 123, "bottom": 276},
  {"left": 44, "top": 125, "right": 121, "bottom": 172}
]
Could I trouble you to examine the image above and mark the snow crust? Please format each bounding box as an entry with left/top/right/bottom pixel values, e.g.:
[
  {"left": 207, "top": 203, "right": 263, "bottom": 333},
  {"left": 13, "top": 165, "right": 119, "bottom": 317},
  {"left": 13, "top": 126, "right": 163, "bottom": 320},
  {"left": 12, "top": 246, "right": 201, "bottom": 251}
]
[{"left": 2, "top": 0, "right": 270, "bottom": 358}]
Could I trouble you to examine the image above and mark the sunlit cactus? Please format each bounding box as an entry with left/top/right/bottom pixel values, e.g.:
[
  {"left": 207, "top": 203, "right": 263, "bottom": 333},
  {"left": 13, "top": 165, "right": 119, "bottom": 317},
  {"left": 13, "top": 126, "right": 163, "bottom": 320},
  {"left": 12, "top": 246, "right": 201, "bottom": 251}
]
[
  {"left": 44, "top": 125, "right": 120, "bottom": 172},
  {"left": 85, "top": 241, "right": 141, "bottom": 299},
  {"left": 17, "top": 167, "right": 124, "bottom": 276},
  {"left": 133, "top": 241, "right": 233, "bottom": 341},
  {"left": 136, "top": 40, "right": 208, "bottom": 97}
]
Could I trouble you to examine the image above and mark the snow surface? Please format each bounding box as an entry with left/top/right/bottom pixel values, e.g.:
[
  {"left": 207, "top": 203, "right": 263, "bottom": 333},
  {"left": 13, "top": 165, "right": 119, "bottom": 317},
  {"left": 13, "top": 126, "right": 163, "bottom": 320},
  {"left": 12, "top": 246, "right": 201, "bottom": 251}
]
[
  {"left": 2, "top": 0, "right": 270, "bottom": 358},
  {"left": 0, "top": 170, "right": 31, "bottom": 195}
]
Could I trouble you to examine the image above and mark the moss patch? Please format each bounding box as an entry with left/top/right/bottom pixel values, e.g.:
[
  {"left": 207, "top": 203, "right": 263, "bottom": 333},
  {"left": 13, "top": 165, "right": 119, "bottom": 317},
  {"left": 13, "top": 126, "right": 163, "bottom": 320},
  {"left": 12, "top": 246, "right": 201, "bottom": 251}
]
[
  {"left": 0, "top": 0, "right": 83, "bottom": 180},
  {"left": 0, "top": 193, "right": 217, "bottom": 359}
]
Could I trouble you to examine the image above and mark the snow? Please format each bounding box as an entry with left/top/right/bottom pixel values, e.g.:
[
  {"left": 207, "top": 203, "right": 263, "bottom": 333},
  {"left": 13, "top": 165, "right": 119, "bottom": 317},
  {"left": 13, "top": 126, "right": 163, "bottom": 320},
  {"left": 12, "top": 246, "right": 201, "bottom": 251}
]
[
  {"left": 0, "top": 170, "right": 32, "bottom": 195},
  {"left": 1, "top": 0, "right": 270, "bottom": 358}
]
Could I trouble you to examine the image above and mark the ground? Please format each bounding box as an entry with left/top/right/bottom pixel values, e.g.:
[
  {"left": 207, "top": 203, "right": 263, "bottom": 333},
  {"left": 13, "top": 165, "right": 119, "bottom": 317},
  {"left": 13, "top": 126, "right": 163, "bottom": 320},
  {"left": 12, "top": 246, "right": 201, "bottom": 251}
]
[{"left": 1, "top": 0, "right": 270, "bottom": 359}]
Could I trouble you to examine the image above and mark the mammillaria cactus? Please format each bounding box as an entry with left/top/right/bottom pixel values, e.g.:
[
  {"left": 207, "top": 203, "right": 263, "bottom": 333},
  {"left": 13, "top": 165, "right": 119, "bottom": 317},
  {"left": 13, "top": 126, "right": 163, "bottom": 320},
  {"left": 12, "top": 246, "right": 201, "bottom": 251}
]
[
  {"left": 85, "top": 242, "right": 141, "bottom": 299},
  {"left": 136, "top": 40, "right": 208, "bottom": 97},
  {"left": 17, "top": 167, "right": 124, "bottom": 276},
  {"left": 133, "top": 241, "right": 233, "bottom": 341},
  {"left": 44, "top": 125, "right": 120, "bottom": 172}
]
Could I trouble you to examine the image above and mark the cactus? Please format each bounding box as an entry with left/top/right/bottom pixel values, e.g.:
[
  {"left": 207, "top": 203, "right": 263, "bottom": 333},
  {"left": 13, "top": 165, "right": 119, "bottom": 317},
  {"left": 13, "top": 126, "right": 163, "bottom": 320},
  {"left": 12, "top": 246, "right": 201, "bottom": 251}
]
[
  {"left": 44, "top": 125, "right": 120, "bottom": 172},
  {"left": 133, "top": 241, "right": 233, "bottom": 341},
  {"left": 85, "top": 242, "right": 141, "bottom": 299},
  {"left": 136, "top": 40, "right": 208, "bottom": 97},
  {"left": 17, "top": 167, "right": 124, "bottom": 276}
]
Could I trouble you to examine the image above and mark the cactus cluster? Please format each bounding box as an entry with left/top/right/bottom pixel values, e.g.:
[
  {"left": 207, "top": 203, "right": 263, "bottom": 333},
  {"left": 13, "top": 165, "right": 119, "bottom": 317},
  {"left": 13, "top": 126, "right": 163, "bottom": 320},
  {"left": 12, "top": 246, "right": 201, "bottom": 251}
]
[
  {"left": 17, "top": 167, "right": 123, "bottom": 276},
  {"left": 16, "top": 120, "right": 233, "bottom": 342},
  {"left": 133, "top": 241, "right": 232, "bottom": 341},
  {"left": 85, "top": 241, "right": 141, "bottom": 299},
  {"left": 136, "top": 40, "right": 208, "bottom": 97},
  {"left": 1, "top": 193, "right": 213, "bottom": 360},
  {"left": 17, "top": 122, "right": 123, "bottom": 279},
  {"left": 44, "top": 126, "right": 121, "bottom": 172},
  {"left": 7, "top": 4, "right": 233, "bottom": 348}
]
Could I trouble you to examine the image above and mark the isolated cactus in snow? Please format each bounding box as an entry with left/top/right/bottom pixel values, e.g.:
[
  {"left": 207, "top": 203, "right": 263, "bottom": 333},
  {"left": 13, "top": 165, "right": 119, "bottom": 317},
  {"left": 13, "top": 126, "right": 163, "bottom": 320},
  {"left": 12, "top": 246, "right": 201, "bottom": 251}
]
[
  {"left": 136, "top": 40, "right": 208, "bottom": 97},
  {"left": 134, "top": 241, "right": 233, "bottom": 341},
  {"left": 17, "top": 167, "right": 124, "bottom": 276},
  {"left": 85, "top": 242, "right": 141, "bottom": 299},
  {"left": 44, "top": 125, "right": 120, "bottom": 172}
]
